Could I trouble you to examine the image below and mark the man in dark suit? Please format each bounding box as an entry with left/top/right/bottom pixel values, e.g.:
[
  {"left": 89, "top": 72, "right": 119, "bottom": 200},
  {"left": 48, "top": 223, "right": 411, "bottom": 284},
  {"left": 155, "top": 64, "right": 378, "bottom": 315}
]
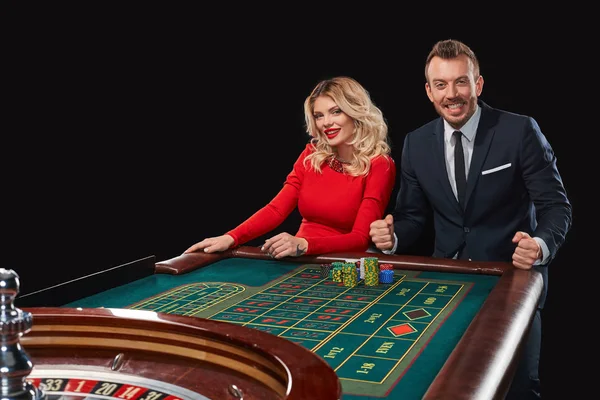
[{"left": 369, "top": 39, "right": 572, "bottom": 399}]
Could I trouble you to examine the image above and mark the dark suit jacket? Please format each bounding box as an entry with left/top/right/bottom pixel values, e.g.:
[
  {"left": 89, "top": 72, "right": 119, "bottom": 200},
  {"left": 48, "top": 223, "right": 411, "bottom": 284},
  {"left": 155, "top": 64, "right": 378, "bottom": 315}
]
[{"left": 393, "top": 100, "right": 572, "bottom": 306}]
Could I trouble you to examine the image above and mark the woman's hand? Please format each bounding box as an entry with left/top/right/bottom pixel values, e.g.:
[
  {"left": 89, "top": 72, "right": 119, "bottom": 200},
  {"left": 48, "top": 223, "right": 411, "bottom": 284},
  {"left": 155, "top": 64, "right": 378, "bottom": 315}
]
[
  {"left": 184, "top": 234, "right": 235, "bottom": 254},
  {"left": 262, "top": 233, "right": 308, "bottom": 259}
]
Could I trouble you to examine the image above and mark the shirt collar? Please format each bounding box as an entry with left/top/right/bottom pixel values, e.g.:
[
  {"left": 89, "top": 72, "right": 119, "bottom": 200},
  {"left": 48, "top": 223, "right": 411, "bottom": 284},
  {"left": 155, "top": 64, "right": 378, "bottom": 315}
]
[{"left": 444, "top": 103, "right": 481, "bottom": 143}]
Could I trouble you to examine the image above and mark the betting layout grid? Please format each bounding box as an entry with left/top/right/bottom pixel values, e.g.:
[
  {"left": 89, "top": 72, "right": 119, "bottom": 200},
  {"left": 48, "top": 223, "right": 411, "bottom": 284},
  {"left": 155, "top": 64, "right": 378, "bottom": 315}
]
[{"left": 204, "top": 259, "right": 467, "bottom": 397}]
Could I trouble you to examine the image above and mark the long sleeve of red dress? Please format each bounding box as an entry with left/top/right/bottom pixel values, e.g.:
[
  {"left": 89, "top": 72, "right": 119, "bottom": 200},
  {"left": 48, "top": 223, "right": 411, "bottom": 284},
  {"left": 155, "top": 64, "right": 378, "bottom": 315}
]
[{"left": 227, "top": 143, "right": 396, "bottom": 255}]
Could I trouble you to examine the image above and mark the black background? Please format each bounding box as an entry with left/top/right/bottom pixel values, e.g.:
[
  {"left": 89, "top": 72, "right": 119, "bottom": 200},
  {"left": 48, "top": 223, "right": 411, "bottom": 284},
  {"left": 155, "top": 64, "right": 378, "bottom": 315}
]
[{"left": 3, "top": 6, "right": 590, "bottom": 399}]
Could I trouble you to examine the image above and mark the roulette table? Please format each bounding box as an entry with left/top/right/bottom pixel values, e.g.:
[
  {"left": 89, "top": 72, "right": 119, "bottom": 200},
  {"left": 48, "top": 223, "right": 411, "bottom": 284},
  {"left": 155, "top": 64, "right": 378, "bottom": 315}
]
[{"left": 16, "top": 246, "right": 543, "bottom": 399}]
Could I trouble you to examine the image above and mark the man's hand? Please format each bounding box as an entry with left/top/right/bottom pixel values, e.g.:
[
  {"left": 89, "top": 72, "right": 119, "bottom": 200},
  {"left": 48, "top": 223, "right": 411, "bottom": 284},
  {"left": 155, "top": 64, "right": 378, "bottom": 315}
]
[
  {"left": 262, "top": 233, "right": 308, "bottom": 259},
  {"left": 511, "top": 231, "right": 541, "bottom": 270},
  {"left": 370, "top": 214, "right": 395, "bottom": 252},
  {"left": 184, "top": 234, "right": 235, "bottom": 254}
]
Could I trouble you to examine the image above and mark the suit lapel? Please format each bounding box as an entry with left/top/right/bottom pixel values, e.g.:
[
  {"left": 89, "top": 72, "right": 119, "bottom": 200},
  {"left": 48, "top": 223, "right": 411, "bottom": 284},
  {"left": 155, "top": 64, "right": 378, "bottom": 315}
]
[
  {"left": 465, "top": 101, "right": 496, "bottom": 208},
  {"left": 431, "top": 119, "right": 463, "bottom": 214}
]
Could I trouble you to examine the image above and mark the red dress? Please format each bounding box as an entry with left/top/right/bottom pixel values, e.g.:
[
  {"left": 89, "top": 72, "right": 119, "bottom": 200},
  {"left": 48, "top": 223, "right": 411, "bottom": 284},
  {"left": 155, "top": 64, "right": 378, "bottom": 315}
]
[{"left": 227, "top": 143, "right": 396, "bottom": 254}]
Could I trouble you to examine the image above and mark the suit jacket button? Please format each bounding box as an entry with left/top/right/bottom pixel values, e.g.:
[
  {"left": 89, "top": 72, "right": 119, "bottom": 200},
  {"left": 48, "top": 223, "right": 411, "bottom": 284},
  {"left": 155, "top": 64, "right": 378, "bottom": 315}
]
[{"left": 463, "top": 227, "right": 470, "bottom": 233}]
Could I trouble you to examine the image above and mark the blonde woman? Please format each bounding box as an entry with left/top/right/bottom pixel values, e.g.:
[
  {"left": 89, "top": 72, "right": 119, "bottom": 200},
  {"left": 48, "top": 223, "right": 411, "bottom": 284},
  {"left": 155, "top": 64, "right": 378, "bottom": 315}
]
[{"left": 185, "top": 76, "right": 396, "bottom": 258}]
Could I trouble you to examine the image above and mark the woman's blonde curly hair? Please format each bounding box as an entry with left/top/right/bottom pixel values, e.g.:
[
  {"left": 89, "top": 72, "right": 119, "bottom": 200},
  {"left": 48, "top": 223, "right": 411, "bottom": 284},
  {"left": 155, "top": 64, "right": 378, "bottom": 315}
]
[{"left": 303, "top": 76, "right": 391, "bottom": 177}]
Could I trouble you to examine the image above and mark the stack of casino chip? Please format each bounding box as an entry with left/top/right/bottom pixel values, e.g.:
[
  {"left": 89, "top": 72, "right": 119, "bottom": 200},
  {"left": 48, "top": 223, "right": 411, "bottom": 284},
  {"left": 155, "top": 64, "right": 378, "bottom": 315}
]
[
  {"left": 342, "top": 262, "right": 358, "bottom": 287},
  {"left": 320, "top": 263, "right": 332, "bottom": 279},
  {"left": 331, "top": 262, "right": 345, "bottom": 282},
  {"left": 354, "top": 260, "right": 361, "bottom": 280},
  {"left": 363, "top": 257, "right": 379, "bottom": 286},
  {"left": 358, "top": 258, "right": 366, "bottom": 279},
  {"left": 379, "top": 263, "right": 394, "bottom": 283}
]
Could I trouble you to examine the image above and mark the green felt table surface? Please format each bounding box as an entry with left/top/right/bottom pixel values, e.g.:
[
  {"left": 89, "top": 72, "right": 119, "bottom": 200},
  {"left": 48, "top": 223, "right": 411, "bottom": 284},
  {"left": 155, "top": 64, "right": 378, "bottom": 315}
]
[{"left": 66, "top": 258, "right": 498, "bottom": 400}]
